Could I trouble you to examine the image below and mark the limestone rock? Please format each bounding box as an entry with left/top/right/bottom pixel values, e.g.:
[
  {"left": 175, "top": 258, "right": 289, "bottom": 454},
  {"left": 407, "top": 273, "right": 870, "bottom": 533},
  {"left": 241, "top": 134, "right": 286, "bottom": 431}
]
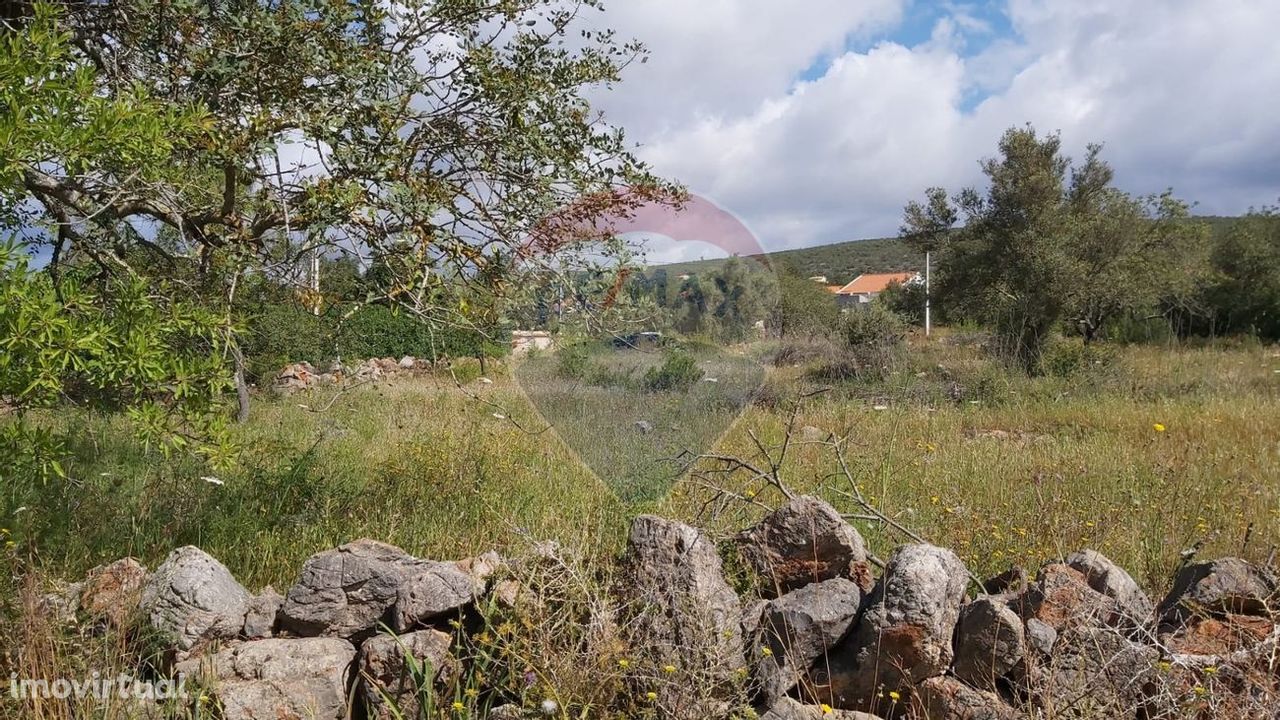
[
  {"left": 360, "top": 629, "right": 453, "bottom": 720},
  {"left": 243, "top": 587, "right": 283, "bottom": 639},
  {"left": 1024, "top": 625, "right": 1157, "bottom": 718},
  {"left": 737, "top": 496, "right": 874, "bottom": 597},
  {"left": 618, "top": 515, "right": 742, "bottom": 717},
  {"left": 80, "top": 558, "right": 147, "bottom": 626},
  {"left": 753, "top": 577, "right": 863, "bottom": 706},
  {"left": 176, "top": 637, "right": 354, "bottom": 720},
  {"left": 392, "top": 562, "right": 483, "bottom": 631},
  {"left": 1012, "top": 563, "right": 1117, "bottom": 632},
  {"left": 952, "top": 596, "right": 1026, "bottom": 689},
  {"left": 141, "top": 547, "right": 250, "bottom": 653},
  {"left": 1064, "top": 549, "right": 1153, "bottom": 627},
  {"left": 828, "top": 544, "right": 969, "bottom": 714},
  {"left": 760, "top": 697, "right": 884, "bottom": 720},
  {"left": 914, "top": 675, "right": 1021, "bottom": 720},
  {"left": 280, "top": 539, "right": 428, "bottom": 638},
  {"left": 1159, "top": 558, "right": 1277, "bottom": 627}
]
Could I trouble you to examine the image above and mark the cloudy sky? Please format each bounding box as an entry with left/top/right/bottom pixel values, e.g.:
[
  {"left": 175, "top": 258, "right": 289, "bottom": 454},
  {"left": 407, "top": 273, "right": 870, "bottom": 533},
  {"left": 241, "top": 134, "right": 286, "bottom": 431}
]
[{"left": 579, "top": 0, "right": 1280, "bottom": 263}]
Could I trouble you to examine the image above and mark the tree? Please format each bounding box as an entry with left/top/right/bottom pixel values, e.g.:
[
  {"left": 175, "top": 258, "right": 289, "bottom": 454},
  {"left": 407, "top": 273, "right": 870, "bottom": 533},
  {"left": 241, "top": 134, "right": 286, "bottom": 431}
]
[
  {"left": 4, "top": 0, "right": 673, "bottom": 344},
  {"left": 0, "top": 1, "right": 672, "bottom": 482},
  {"left": 1205, "top": 207, "right": 1280, "bottom": 339},
  {"left": 902, "top": 126, "right": 1199, "bottom": 370},
  {"left": 771, "top": 270, "right": 839, "bottom": 338}
]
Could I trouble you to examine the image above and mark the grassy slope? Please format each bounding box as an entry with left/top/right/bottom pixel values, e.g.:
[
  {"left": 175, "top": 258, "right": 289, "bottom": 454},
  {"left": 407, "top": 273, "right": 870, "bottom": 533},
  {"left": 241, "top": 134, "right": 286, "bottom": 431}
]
[
  {"left": 6, "top": 337, "right": 1278, "bottom": 598},
  {"left": 654, "top": 214, "right": 1240, "bottom": 286}
]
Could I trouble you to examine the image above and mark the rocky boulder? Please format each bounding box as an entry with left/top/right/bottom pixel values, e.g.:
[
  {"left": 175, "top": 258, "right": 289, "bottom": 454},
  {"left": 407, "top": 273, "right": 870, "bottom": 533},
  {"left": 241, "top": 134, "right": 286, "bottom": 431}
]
[
  {"left": 80, "top": 557, "right": 148, "bottom": 626},
  {"left": 360, "top": 629, "right": 453, "bottom": 720},
  {"left": 914, "top": 675, "right": 1020, "bottom": 720},
  {"left": 1023, "top": 624, "right": 1157, "bottom": 718},
  {"left": 618, "top": 515, "right": 742, "bottom": 717},
  {"left": 278, "top": 539, "right": 488, "bottom": 639},
  {"left": 828, "top": 544, "right": 970, "bottom": 714},
  {"left": 951, "top": 595, "right": 1026, "bottom": 690},
  {"left": 392, "top": 562, "right": 484, "bottom": 631},
  {"left": 760, "top": 697, "right": 884, "bottom": 720},
  {"left": 175, "top": 637, "right": 354, "bottom": 720},
  {"left": 737, "top": 496, "right": 874, "bottom": 597},
  {"left": 1012, "top": 563, "right": 1117, "bottom": 632},
  {"left": 243, "top": 587, "right": 284, "bottom": 639},
  {"left": 140, "top": 547, "right": 250, "bottom": 654},
  {"left": 1159, "top": 558, "right": 1277, "bottom": 627},
  {"left": 752, "top": 577, "right": 863, "bottom": 706},
  {"left": 1064, "top": 549, "right": 1153, "bottom": 627}
]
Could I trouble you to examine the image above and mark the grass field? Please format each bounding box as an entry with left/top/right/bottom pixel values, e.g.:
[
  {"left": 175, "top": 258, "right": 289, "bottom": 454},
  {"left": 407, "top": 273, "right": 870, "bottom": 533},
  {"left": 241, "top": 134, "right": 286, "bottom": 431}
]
[{"left": 4, "top": 332, "right": 1279, "bottom": 599}]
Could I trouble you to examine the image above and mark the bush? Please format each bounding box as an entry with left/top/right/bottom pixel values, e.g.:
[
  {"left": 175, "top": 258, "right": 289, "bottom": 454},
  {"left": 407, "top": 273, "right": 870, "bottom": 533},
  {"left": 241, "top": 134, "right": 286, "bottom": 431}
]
[
  {"left": 643, "top": 351, "right": 705, "bottom": 392},
  {"left": 821, "top": 303, "right": 907, "bottom": 381},
  {"left": 1038, "top": 337, "right": 1116, "bottom": 378},
  {"left": 556, "top": 343, "right": 591, "bottom": 379}
]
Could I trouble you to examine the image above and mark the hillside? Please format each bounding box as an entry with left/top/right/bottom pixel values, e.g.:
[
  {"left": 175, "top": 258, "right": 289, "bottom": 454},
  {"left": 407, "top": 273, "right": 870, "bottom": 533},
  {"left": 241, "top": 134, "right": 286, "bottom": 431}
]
[
  {"left": 654, "top": 215, "right": 1239, "bottom": 285},
  {"left": 654, "top": 236, "right": 920, "bottom": 285}
]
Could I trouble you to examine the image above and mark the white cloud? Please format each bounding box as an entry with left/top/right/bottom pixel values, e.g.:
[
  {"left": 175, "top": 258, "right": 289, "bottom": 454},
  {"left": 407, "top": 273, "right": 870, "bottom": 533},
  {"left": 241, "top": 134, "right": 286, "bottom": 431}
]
[{"left": 586, "top": 0, "right": 1280, "bottom": 253}]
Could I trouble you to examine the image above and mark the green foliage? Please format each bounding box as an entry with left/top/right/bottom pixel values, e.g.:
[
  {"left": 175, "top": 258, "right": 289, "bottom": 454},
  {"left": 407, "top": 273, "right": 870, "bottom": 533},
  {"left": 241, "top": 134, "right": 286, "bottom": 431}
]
[
  {"left": 666, "top": 257, "right": 775, "bottom": 342},
  {"left": 0, "top": 242, "right": 235, "bottom": 492},
  {"left": 659, "top": 236, "right": 919, "bottom": 286},
  {"left": 1038, "top": 336, "right": 1116, "bottom": 378},
  {"left": 904, "top": 126, "right": 1202, "bottom": 370},
  {"left": 771, "top": 271, "right": 840, "bottom": 338},
  {"left": 816, "top": 303, "right": 907, "bottom": 381},
  {"left": 241, "top": 302, "right": 509, "bottom": 381},
  {"left": 1204, "top": 208, "right": 1280, "bottom": 339},
  {"left": 642, "top": 351, "right": 705, "bottom": 392}
]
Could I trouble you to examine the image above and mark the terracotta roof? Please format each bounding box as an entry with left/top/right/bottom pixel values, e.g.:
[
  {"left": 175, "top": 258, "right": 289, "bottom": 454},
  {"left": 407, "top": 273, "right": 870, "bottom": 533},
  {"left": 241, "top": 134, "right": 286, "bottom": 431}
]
[{"left": 835, "top": 272, "right": 918, "bottom": 295}]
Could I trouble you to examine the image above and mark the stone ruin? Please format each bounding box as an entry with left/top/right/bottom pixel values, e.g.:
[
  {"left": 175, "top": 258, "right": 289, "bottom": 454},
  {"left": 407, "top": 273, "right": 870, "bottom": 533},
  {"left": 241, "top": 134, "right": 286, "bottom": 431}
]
[{"left": 37, "top": 496, "right": 1280, "bottom": 719}]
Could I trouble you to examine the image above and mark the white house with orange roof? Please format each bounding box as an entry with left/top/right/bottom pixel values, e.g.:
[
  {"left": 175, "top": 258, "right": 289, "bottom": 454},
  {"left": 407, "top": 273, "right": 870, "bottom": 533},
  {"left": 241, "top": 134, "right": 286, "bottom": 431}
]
[{"left": 830, "top": 271, "right": 920, "bottom": 307}]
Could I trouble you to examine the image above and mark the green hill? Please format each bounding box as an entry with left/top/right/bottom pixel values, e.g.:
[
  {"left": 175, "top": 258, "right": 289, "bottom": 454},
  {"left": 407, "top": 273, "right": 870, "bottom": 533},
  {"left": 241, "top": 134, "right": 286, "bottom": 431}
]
[
  {"left": 653, "top": 215, "right": 1239, "bottom": 285},
  {"left": 655, "top": 236, "right": 921, "bottom": 286}
]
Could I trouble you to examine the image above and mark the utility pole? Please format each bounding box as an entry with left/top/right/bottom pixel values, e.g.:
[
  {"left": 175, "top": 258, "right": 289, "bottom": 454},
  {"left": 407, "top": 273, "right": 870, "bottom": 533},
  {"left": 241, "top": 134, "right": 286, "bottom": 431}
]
[
  {"left": 310, "top": 248, "right": 321, "bottom": 316},
  {"left": 924, "top": 250, "right": 932, "bottom": 337}
]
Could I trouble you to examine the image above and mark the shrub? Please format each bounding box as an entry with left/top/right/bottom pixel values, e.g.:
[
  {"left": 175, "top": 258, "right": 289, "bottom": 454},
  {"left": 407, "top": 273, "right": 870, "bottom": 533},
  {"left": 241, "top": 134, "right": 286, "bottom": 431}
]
[
  {"left": 1039, "top": 337, "right": 1116, "bottom": 378},
  {"left": 556, "top": 343, "right": 592, "bottom": 379},
  {"left": 820, "top": 303, "right": 907, "bottom": 381},
  {"left": 643, "top": 351, "right": 705, "bottom": 392}
]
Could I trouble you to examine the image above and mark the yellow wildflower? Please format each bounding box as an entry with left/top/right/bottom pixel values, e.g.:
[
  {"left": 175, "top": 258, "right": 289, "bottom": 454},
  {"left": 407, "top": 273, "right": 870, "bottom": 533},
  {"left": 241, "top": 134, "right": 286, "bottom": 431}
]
[
  {"left": 662, "top": 664, "right": 676, "bottom": 674},
  {"left": 888, "top": 690, "right": 901, "bottom": 702},
  {"left": 452, "top": 701, "right": 465, "bottom": 710},
  {"left": 760, "top": 647, "right": 773, "bottom": 657},
  {"left": 820, "top": 704, "right": 833, "bottom": 715},
  {"left": 617, "top": 659, "right": 630, "bottom": 669},
  {"left": 645, "top": 692, "right": 657, "bottom": 701},
  {"left": 1153, "top": 423, "right": 1166, "bottom": 433}
]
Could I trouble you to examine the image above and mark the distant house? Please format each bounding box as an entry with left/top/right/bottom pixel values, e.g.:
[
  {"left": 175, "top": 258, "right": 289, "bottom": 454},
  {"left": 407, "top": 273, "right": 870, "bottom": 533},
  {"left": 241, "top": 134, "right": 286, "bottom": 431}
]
[{"left": 831, "top": 272, "right": 919, "bottom": 307}]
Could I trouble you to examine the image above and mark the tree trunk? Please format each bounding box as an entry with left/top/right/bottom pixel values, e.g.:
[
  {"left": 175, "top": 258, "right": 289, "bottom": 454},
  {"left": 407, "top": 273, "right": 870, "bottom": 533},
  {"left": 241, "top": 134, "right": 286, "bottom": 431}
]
[{"left": 233, "top": 347, "right": 250, "bottom": 423}]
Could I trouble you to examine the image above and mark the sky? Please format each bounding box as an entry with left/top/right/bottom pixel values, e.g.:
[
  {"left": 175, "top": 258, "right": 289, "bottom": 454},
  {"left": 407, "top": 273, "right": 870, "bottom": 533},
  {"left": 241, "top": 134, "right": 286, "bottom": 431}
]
[{"left": 578, "top": 0, "right": 1280, "bottom": 264}]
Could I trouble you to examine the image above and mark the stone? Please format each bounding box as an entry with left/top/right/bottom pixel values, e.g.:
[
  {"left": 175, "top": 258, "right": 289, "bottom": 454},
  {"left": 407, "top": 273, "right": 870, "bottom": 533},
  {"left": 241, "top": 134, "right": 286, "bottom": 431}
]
[
  {"left": 799, "top": 426, "right": 827, "bottom": 442},
  {"left": 488, "top": 705, "right": 525, "bottom": 719},
  {"left": 1162, "top": 613, "right": 1275, "bottom": 656},
  {"left": 914, "top": 675, "right": 1021, "bottom": 720},
  {"left": 1064, "top": 549, "right": 1153, "bottom": 627},
  {"left": 1012, "top": 564, "right": 1117, "bottom": 632},
  {"left": 1024, "top": 618, "right": 1057, "bottom": 657},
  {"left": 280, "top": 539, "right": 429, "bottom": 638},
  {"left": 243, "top": 587, "right": 283, "bottom": 639},
  {"left": 952, "top": 595, "right": 1026, "bottom": 689},
  {"left": 753, "top": 577, "right": 863, "bottom": 706},
  {"left": 398, "top": 356, "right": 415, "bottom": 369},
  {"left": 140, "top": 546, "right": 250, "bottom": 653},
  {"left": 175, "top": 637, "right": 354, "bottom": 720},
  {"left": 737, "top": 496, "right": 874, "bottom": 597},
  {"left": 80, "top": 558, "right": 147, "bottom": 625},
  {"left": 618, "top": 515, "right": 742, "bottom": 717},
  {"left": 392, "top": 562, "right": 483, "bottom": 631},
  {"left": 828, "top": 544, "right": 969, "bottom": 715},
  {"left": 1159, "top": 558, "right": 1277, "bottom": 627},
  {"left": 759, "top": 697, "right": 884, "bottom": 720},
  {"left": 634, "top": 420, "right": 654, "bottom": 434},
  {"left": 1024, "top": 624, "right": 1157, "bottom": 718},
  {"left": 360, "top": 629, "right": 453, "bottom": 720},
  {"left": 37, "top": 580, "right": 83, "bottom": 624}
]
